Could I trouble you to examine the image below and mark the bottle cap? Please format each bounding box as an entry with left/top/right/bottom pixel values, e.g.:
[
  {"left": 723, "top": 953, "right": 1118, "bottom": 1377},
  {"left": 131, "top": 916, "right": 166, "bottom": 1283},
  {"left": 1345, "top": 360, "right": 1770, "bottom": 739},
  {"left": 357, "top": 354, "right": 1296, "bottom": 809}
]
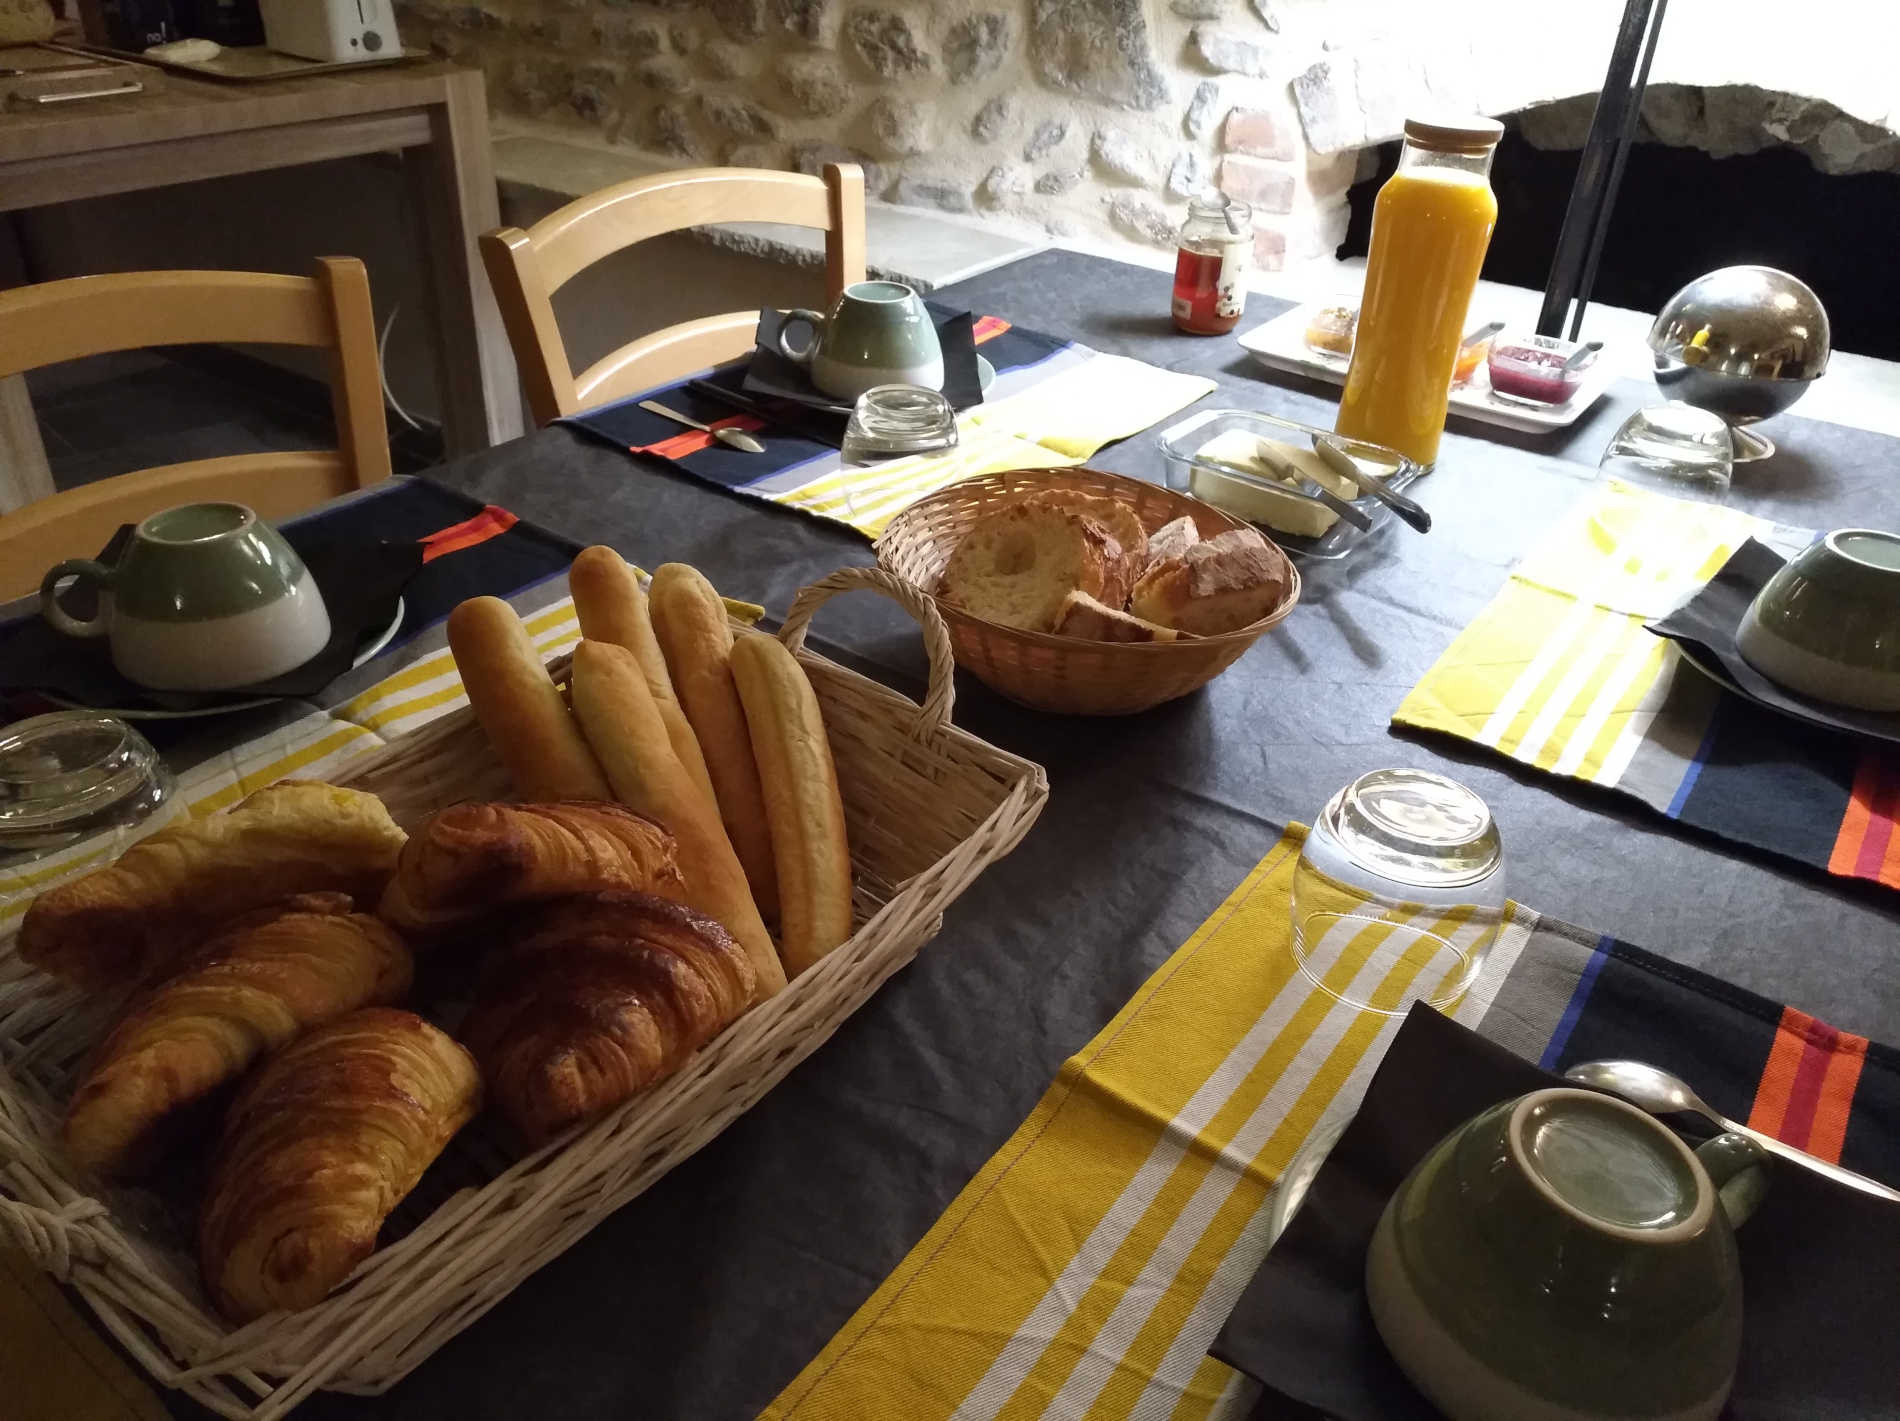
[{"left": 1403, "top": 115, "right": 1505, "bottom": 154}]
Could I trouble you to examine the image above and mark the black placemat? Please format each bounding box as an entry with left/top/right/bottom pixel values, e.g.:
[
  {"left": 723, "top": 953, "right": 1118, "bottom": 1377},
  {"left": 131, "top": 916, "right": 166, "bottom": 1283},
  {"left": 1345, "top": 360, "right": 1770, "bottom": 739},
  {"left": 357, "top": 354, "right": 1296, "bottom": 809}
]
[
  {"left": 0, "top": 531, "right": 421, "bottom": 713},
  {"left": 1650, "top": 538, "right": 1900, "bottom": 748},
  {"left": 1213, "top": 1004, "right": 1900, "bottom": 1421},
  {"left": 746, "top": 304, "right": 985, "bottom": 411}
]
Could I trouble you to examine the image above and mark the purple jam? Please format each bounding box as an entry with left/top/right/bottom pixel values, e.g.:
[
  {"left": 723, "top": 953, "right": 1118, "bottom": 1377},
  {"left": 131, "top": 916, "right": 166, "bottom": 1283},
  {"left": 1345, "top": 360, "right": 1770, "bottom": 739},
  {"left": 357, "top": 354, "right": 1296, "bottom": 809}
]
[{"left": 1488, "top": 342, "right": 1584, "bottom": 404}]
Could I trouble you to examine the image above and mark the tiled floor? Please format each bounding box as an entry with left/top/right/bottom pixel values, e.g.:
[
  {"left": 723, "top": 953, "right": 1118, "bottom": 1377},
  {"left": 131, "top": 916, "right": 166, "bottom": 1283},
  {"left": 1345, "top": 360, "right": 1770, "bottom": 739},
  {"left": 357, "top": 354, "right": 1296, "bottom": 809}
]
[{"left": 27, "top": 350, "right": 436, "bottom": 491}]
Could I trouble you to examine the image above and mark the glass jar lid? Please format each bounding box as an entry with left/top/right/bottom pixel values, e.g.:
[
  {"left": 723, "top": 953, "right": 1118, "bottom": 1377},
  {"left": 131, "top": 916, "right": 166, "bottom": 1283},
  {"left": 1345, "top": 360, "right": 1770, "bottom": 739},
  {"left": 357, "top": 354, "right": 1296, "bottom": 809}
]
[
  {"left": 0, "top": 712, "right": 165, "bottom": 836},
  {"left": 1318, "top": 767, "right": 1502, "bottom": 889},
  {"left": 1402, "top": 115, "right": 1504, "bottom": 154}
]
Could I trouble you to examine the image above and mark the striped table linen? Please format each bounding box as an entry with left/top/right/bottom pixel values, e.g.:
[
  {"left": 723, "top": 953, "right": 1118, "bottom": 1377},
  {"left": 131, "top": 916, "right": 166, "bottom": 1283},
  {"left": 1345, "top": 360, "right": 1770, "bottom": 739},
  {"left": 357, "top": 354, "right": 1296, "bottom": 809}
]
[
  {"left": 1394, "top": 479, "right": 1900, "bottom": 891},
  {"left": 561, "top": 317, "right": 1216, "bottom": 539},
  {"left": 764, "top": 826, "right": 1900, "bottom": 1421}
]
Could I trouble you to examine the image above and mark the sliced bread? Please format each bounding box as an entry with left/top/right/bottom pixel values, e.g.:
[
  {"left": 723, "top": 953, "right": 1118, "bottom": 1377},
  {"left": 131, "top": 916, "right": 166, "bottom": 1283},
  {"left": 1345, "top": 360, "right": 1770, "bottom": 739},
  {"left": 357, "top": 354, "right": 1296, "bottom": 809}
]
[
  {"left": 1052, "top": 590, "right": 1186, "bottom": 644},
  {"left": 1024, "top": 490, "right": 1145, "bottom": 603},
  {"left": 937, "top": 503, "right": 1119, "bottom": 631},
  {"left": 1130, "top": 530, "right": 1291, "bottom": 636}
]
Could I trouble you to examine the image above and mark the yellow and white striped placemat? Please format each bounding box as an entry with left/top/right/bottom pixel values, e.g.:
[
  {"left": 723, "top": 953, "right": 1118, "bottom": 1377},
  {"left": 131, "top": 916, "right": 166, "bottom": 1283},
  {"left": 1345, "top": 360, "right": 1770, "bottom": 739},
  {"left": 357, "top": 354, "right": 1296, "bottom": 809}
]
[{"left": 766, "top": 828, "right": 1533, "bottom": 1421}]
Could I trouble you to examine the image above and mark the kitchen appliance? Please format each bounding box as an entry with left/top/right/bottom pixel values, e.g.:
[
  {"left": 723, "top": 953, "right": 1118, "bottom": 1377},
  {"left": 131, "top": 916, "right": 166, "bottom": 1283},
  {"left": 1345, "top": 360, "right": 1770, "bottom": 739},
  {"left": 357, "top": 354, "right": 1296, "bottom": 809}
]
[
  {"left": 78, "top": 0, "right": 179, "bottom": 50},
  {"left": 258, "top": 0, "right": 398, "bottom": 63}
]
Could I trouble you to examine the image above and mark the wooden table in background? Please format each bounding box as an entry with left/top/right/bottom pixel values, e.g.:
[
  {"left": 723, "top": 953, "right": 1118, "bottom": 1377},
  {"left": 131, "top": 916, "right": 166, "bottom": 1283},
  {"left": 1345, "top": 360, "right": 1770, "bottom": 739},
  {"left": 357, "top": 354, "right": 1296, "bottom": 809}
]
[{"left": 0, "top": 58, "right": 522, "bottom": 508}]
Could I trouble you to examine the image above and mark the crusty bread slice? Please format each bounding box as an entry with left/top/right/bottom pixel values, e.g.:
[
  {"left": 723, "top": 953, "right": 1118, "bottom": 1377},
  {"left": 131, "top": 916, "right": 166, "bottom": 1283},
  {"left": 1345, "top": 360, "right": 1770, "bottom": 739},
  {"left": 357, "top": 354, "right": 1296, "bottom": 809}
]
[
  {"left": 937, "top": 503, "right": 1118, "bottom": 631},
  {"left": 1023, "top": 490, "right": 1144, "bottom": 607},
  {"left": 1130, "top": 530, "right": 1291, "bottom": 636},
  {"left": 1145, "top": 515, "right": 1201, "bottom": 570},
  {"left": 1052, "top": 590, "right": 1186, "bottom": 643}
]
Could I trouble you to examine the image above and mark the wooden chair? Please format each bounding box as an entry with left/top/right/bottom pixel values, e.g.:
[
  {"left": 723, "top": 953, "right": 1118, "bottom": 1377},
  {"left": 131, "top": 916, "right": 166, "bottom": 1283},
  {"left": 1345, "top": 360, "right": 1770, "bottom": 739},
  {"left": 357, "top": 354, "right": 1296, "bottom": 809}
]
[
  {"left": 481, "top": 164, "right": 866, "bottom": 427},
  {"left": 0, "top": 257, "right": 391, "bottom": 600}
]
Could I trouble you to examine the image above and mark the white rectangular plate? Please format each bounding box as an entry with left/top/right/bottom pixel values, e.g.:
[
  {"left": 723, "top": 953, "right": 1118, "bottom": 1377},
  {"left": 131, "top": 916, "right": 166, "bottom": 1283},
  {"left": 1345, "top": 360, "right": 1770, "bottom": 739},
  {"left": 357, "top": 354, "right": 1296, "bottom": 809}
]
[{"left": 1237, "top": 303, "right": 1617, "bottom": 434}]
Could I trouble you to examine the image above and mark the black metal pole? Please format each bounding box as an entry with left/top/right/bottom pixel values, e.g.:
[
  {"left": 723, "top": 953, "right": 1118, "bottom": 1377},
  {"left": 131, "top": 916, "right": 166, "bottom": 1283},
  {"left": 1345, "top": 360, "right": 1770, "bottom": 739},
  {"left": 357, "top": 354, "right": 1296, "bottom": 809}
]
[
  {"left": 1536, "top": 0, "right": 1661, "bottom": 336},
  {"left": 1565, "top": 0, "right": 1671, "bottom": 341}
]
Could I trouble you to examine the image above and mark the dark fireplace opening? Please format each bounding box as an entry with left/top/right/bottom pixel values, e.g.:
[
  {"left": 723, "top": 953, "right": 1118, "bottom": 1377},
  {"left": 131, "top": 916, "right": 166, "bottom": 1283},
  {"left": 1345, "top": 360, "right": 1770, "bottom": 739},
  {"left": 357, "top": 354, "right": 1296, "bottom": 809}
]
[{"left": 1340, "top": 114, "right": 1900, "bottom": 362}]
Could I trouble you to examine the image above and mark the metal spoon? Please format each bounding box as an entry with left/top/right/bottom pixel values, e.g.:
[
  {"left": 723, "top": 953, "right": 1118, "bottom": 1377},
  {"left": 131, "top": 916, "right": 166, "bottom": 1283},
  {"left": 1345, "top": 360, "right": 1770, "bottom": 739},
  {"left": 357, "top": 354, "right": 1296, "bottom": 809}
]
[
  {"left": 1565, "top": 1058, "right": 1900, "bottom": 1203},
  {"left": 637, "top": 399, "right": 766, "bottom": 454},
  {"left": 1563, "top": 339, "right": 1605, "bottom": 372}
]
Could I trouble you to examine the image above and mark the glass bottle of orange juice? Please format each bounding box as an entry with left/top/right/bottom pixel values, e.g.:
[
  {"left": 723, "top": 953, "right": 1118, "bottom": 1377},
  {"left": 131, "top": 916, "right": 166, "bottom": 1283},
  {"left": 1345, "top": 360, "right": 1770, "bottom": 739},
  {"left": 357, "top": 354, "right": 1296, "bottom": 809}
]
[{"left": 1335, "top": 116, "right": 1503, "bottom": 470}]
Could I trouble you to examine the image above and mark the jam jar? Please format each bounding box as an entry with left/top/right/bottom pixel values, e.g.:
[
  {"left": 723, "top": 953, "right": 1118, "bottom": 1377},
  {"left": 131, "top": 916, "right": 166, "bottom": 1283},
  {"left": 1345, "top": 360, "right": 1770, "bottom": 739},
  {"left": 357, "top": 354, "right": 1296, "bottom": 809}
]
[{"left": 1172, "top": 196, "right": 1252, "bottom": 336}]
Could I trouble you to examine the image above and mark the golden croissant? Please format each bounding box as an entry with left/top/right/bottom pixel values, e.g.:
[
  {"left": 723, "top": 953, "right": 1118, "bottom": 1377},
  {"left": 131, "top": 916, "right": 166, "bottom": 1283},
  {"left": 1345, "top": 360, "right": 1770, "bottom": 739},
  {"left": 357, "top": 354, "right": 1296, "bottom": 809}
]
[
  {"left": 377, "top": 801, "right": 685, "bottom": 934},
  {"left": 459, "top": 892, "right": 755, "bottom": 1146},
  {"left": 63, "top": 894, "right": 413, "bottom": 1180},
  {"left": 20, "top": 781, "right": 407, "bottom": 993},
  {"left": 199, "top": 1007, "right": 480, "bottom": 1322}
]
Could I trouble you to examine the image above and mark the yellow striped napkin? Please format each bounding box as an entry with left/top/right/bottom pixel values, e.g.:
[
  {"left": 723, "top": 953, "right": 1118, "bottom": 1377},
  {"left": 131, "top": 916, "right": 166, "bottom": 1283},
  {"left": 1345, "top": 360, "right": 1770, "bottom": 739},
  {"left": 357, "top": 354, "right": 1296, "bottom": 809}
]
[
  {"left": 766, "top": 828, "right": 1531, "bottom": 1421},
  {"left": 771, "top": 355, "right": 1217, "bottom": 538}
]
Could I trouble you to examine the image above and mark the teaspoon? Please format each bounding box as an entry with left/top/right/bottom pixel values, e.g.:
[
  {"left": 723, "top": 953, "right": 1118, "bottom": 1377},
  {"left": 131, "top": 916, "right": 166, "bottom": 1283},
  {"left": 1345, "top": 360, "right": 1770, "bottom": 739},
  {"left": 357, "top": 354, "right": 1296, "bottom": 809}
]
[
  {"left": 638, "top": 399, "right": 766, "bottom": 454},
  {"left": 1565, "top": 1058, "right": 1900, "bottom": 1202}
]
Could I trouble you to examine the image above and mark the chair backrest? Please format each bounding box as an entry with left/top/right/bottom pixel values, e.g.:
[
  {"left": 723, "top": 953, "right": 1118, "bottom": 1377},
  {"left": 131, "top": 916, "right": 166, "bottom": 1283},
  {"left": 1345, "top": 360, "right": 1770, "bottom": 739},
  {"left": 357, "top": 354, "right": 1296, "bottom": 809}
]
[
  {"left": 0, "top": 257, "right": 392, "bottom": 600},
  {"left": 481, "top": 164, "right": 867, "bottom": 426}
]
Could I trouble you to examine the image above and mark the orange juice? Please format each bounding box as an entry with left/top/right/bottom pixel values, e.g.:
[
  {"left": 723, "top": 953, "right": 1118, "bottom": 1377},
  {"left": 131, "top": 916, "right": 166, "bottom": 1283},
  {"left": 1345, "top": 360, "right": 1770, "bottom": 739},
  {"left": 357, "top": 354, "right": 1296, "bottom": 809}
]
[{"left": 1335, "top": 119, "right": 1501, "bottom": 468}]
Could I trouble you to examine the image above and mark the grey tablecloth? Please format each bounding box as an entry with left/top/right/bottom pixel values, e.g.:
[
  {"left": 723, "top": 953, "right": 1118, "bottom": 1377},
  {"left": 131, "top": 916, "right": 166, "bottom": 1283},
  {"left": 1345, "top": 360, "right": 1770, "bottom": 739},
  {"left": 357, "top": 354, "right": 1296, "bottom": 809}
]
[{"left": 177, "top": 250, "right": 1897, "bottom": 1421}]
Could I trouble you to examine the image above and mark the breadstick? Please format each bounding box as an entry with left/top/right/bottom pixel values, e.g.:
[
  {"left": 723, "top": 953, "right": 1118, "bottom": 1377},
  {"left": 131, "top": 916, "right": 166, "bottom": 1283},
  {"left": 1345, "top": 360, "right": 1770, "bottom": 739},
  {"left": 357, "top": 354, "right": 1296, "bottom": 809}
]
[
  {"left": 568, "top": 546, "right": 718, "bottom": 811},
  {"left": 447, "top": 597, "right": 610, "bottom": 802},
  {"left": 569, "top": 640, "right": 786, "bottom": 999},
  {"left": 731, "top": 632, "right": 853, "bottom": 977},
  {"left": 649, "top": 563, "right": 780, "bottom": 924}
]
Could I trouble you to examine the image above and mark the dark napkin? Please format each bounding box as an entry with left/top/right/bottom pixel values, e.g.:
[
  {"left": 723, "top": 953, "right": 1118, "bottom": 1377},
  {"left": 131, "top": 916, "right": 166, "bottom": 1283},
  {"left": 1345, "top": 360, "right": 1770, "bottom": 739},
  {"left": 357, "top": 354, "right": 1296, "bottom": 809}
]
[
  {"left": 1213, "top": 1003, "right": 1900, "bottom": 1421},
  {"left": 1649, "top": 538, "right": 1900, "bottom": 748},
  {"left": 0, "top": 529, "right": 420, "bottom": 713},
  {"left": 745, "top": 304, "right": 985, "bottom": 412}
]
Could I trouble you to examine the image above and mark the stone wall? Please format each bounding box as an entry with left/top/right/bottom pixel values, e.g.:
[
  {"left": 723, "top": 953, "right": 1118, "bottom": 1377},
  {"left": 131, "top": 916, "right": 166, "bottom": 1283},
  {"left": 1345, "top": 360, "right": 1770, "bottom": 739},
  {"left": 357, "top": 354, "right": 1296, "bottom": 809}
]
[
  {"left": 399, "top": 0, "right": 1889, "bottom": 272},
  {"left": 399, "top": 0, "right": 1349, "bottom": 271}
]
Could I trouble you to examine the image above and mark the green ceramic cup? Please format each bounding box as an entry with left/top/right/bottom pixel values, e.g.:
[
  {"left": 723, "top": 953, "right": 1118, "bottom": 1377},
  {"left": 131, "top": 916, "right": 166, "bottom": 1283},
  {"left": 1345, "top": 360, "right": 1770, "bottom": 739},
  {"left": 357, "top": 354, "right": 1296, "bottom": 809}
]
[
  {"left": 1736, "top": 528, "right": 1900, "bottom": 712},
  {"left": 776, "top": 280, "right": 945, "bottom": 401},
  {"left": 1366, "top": 1087, "right": 1768, "bottom": 1421},
  {"left": 39, "top": 502, "right": 331, "bottom": 692}
]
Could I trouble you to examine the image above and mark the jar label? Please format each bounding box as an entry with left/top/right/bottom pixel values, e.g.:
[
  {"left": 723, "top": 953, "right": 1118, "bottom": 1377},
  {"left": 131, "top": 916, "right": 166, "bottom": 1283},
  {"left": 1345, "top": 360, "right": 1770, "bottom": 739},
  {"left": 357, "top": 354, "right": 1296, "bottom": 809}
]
[{"left": 1215, "top": 240, "right": 1247, "bottom": 319}]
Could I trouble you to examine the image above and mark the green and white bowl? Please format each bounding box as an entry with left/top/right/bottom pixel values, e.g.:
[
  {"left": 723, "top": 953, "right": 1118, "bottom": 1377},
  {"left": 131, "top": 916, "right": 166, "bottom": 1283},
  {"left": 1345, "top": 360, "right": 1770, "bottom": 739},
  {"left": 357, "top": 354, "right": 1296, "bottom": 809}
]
[
  {"left": 1737, "top": 529, "right": 1900, "bottom": 712},
  {"left": 1366, "top": 1088, "right": 1766, "bottom": 1421}
]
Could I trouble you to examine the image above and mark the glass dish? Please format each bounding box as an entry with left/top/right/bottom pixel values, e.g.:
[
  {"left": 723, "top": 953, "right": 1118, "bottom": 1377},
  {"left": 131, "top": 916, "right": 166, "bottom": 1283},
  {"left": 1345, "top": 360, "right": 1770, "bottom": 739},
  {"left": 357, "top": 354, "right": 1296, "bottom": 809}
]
[
  {"left": 1302, "top": 304, "right": 1357, "bottom": 359},
  {"left": 1157, "top": 407, "right": 1423, "bottom": 561},
  {"left": 1598, "top": 401, "right": 1734, "bottom": 503},
  {"left": 0, "top": 712, "right": 176, "bottom": 869},
  {"left": 841, "top": 384, "right": 959, "bottom": 465},
  {"left": 1289, "top": 768, "right": 1509, "bottom": 1018},
  {"left": 1487, "top": 333, "right": 1595, "bottom": 406}
]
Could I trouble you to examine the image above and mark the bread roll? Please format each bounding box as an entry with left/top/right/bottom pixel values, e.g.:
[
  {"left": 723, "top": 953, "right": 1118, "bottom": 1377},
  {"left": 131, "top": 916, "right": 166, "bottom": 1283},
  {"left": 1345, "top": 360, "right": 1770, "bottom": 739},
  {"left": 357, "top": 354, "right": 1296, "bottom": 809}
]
[
  {"left": 568, "top": 547, "right": 719, "bottom": 812},
  {"left": 447, "top": 597, "right": 610, "bottom": 802},
  {"left": 1130, "top": 531, "right": 1292, "bottom": 636},
  {"left": 648, "top": 564, "right": 779, "bottom": 923},
  {"left": 731, "top": 633, "right": 852, "bottom": 977},
  {"left": 1144, "top": 515, "right": 1201, "bottom": 570},
  {"left": 568, "top": 640, "right": 786, "bottom": 998},
  {"left": 1052, "top": 590, "right": 1185, "bottom": 644}
]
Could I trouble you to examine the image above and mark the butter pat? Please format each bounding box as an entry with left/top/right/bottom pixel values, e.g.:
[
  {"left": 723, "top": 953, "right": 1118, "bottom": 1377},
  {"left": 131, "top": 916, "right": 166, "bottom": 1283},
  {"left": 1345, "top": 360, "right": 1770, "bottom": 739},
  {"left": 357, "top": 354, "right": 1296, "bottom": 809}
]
[{"left": 1187, "top": 431, "right": 1358, "bottom": 539}]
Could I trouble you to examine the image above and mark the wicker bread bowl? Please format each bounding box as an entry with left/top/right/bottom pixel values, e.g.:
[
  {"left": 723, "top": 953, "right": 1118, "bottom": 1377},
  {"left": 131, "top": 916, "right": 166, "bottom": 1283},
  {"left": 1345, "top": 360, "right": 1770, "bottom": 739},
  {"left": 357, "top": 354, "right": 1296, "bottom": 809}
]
[{"left": 876, "top": 467, "right": 1300, "bottom": 715}]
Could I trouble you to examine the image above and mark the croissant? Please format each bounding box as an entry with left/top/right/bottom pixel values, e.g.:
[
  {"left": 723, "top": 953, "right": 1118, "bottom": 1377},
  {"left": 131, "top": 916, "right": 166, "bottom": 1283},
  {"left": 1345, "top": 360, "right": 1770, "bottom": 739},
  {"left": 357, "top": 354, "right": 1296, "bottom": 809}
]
[
  {"left": 63, "top": 894, "right": 413, "bottom": 1180},
  {"left": 199, "top": 1007, "right": 480, "bottom": 1322},
  {"left": 459, "top": 892, "right": 755, "bottom": 1146},
  {"left": 377, "top": 801, "right": 685, "bottom": 934},
  {"left": 20, "top": 781, "right": 407, "bottom": 993}
]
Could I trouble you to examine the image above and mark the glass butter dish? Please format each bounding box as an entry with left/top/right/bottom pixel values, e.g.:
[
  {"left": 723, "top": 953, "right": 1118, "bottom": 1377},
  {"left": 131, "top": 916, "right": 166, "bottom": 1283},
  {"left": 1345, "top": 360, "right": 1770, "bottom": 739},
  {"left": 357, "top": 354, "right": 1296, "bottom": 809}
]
[{"left": 1157, "top": 408, "right": 1423, "bottom": 560}]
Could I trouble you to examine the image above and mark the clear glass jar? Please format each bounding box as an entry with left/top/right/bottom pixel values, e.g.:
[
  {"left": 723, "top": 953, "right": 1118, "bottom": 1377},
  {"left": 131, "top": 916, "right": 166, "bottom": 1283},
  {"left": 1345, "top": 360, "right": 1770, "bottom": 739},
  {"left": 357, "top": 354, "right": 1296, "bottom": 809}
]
[
  {"left": 1172, "top": 195, "right": 1252, "bottom": 336},
  {"left": 1335, "top": 117, "right": 1502, "bottom": 469}
]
